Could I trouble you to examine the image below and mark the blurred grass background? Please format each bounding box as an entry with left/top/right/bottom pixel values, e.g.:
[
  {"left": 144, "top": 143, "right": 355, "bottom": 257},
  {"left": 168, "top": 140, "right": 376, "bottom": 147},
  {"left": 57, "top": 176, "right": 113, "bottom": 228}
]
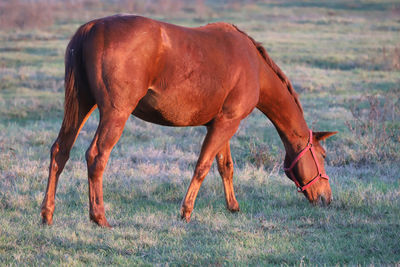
[{"left": 0, "top": 0, "right": 399, "bottom": 265}]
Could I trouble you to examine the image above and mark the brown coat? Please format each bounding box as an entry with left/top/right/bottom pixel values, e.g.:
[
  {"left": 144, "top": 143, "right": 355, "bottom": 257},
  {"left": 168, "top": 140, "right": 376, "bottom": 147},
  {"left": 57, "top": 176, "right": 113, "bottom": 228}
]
[{"left": 41, "top": 15, "right": 336, "bottom": 227}]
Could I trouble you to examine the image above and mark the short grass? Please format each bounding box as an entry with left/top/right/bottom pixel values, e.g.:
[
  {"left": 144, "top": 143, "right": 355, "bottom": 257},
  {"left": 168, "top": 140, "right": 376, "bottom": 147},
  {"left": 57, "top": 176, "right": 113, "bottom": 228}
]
[{"left": 0, "top": 0, "right": 399, "bottom": 265}]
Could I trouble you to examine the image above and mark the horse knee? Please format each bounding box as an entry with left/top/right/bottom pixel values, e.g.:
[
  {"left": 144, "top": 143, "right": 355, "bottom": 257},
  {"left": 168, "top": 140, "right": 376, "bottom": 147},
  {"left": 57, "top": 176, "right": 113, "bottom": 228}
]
[
  {"left": 217, "top": 159, "right": 233, "bottom": 178},
  {"left": 51, "top": 140, "right": 70, "bottom": 160},
  {"left": 224, "top": 160, "right": 233, "bottom": 171},
  {"left": 50, "top": 142, "right": 70, "bottom": 173},
  {"left": 50, "top": 142, "right": 60, "bottom": 157},
  {"left": 49, "top": 143, "right": 60, "bottom": 172},
  {"left": 194, "top": 161, "right": 212, "bottom": 181},
  {"left": 86, "top": 148, "right": 107, "bottom": 178},
  {"left": 85, "top": 147, "right": 96, "bottom": 166}
]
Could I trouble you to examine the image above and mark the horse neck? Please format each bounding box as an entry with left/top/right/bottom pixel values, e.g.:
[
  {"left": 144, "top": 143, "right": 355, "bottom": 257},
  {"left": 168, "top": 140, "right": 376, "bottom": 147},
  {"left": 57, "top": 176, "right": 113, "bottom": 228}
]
[{"left": 256, "top": 64, "right": 309, "bottom": 156}]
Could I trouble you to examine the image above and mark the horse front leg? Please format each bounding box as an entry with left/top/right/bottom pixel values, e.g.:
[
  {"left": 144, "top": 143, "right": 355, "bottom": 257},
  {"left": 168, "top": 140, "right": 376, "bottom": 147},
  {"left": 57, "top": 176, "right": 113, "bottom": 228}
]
[
  {"left": 180, "top": 118, "right": 241, "bottom": 222},
  {"left": 216, "top": 141, "right": 240, "bottom": 212}
]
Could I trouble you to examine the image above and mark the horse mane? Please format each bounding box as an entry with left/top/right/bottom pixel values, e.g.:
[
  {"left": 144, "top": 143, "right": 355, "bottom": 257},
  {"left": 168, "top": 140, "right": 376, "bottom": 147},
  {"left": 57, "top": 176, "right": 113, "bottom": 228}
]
[{"left": 231, "top": 25, "right": 303, "bottom": 114}]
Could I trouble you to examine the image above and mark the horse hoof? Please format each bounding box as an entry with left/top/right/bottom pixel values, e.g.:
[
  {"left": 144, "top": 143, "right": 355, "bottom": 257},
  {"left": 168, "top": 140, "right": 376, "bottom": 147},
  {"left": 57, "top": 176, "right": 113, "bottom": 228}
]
[
  {"left": 100, "top": 221, "right": 112, "bottom": 228},
  {"left": 41, "top": 218, "right": 53, "bottom": 226},
  {"left": 93, "top": 220, "right": 112, "bottom": 228},
  {"left": 41, "top": 213, "right": 53, "bottom": 226},
  {"left": 228, "top": 202, "right": 240, "bottom": 213},
  {"left": 90, "top": 215, "right": 112, "bottom": 228},
  {"left": 181, "top": 214, "right": 191, "bottom": 223},
  {"left": 180, "top": 208, "right": 192, "bottom": 222}
]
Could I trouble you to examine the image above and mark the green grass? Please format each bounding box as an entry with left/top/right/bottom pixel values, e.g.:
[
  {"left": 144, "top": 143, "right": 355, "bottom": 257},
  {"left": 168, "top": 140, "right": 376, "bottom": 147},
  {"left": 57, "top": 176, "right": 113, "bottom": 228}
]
[{"left": 1, "top": 0, "right": 400, "bottom": 265}]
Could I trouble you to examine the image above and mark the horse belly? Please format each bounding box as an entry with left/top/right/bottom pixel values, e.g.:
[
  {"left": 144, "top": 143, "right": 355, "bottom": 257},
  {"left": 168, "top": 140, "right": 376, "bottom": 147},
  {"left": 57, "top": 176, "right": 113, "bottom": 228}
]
[{"left": 132, "top": 88, "right": 222, "bottom": 126}]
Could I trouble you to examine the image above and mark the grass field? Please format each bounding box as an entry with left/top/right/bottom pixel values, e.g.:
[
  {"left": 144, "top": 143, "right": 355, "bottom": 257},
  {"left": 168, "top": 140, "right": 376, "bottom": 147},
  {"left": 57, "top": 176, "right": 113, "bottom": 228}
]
[{"left": 1, "top": 0, "right": 400, "bottom": 265}]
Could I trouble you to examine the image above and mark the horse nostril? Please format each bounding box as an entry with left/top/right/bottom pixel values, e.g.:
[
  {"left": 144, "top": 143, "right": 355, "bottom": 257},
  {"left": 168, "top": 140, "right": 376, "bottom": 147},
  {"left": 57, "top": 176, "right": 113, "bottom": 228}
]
[
  {"left": 321, "top": 195, "right": 326, "bottom": 206},
  {"left": 321, "top": 195, "right": 331, "bottom": 207},
  {"left": 318, "top": 194, "right": 329, "bottom": 207}
]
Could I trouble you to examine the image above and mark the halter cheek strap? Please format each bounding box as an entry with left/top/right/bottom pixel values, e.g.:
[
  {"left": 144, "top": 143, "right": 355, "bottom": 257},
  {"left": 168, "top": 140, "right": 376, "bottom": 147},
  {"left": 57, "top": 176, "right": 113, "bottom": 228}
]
[{"left": 283, "top": 130, "right": 329, "bottom": 192}]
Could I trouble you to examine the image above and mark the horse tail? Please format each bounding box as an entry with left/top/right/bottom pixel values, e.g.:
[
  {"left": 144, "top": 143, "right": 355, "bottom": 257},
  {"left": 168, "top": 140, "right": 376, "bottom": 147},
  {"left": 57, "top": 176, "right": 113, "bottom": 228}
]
[{"left": 61, "top": 21, "right": 97, "bottom": 132}]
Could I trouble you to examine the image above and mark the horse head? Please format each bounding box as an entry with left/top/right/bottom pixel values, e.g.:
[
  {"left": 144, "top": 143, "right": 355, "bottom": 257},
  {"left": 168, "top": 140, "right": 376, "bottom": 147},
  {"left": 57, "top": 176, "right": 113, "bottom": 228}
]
[{"left": 284, "top": 130, "right": 337, "bottom": 205}]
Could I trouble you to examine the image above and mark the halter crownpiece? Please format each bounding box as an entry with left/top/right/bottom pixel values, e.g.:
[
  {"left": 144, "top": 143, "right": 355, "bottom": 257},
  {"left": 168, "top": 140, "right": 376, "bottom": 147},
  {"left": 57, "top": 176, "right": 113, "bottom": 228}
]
[{"left": 284, "top": 129, "right": 329, "bottom": 192}]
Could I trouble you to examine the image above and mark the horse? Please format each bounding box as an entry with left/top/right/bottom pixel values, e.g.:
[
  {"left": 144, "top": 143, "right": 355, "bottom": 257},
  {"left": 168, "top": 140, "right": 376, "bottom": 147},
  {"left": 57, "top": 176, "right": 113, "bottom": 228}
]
[{"left": 41, "top": 15, "right": 337, "bottom": 227}]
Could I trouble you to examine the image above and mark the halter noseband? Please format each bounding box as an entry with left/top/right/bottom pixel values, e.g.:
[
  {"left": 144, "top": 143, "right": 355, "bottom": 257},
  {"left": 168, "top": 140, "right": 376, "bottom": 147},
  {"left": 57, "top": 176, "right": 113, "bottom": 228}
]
[{"left": 284, "top": 129, "right": 329, "bottom": 192}]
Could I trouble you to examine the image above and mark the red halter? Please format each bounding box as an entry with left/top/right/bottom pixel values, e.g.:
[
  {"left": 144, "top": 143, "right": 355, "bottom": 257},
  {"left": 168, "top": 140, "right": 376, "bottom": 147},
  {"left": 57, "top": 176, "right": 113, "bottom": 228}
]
[{"left": 284, "top": 130, "right": 329, "bottom": 192}]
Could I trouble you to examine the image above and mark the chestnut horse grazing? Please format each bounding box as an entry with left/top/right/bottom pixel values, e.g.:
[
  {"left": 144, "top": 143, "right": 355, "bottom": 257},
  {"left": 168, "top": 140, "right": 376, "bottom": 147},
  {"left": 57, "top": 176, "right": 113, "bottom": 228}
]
[{"left": 41, "top": 15, "right": 336, "bottom": 227}]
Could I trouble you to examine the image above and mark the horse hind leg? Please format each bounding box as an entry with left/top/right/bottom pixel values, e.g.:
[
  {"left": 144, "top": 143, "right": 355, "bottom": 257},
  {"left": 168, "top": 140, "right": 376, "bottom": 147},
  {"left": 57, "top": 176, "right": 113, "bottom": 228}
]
[
  {"left": 85, "top": 108, "right": 133, "bottom": 228},
  {"left": 41, "top": 101, "right": 96, "bottom": 225},
  {"left": 216, "top": 141, "right": 240, "bottom": 212}
]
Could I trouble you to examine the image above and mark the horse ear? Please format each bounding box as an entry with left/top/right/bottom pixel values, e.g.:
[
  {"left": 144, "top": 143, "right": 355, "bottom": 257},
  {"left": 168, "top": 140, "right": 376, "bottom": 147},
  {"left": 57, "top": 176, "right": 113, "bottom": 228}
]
[{"left": 313, "top": 131, "right": 338, "bottom": 141}]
